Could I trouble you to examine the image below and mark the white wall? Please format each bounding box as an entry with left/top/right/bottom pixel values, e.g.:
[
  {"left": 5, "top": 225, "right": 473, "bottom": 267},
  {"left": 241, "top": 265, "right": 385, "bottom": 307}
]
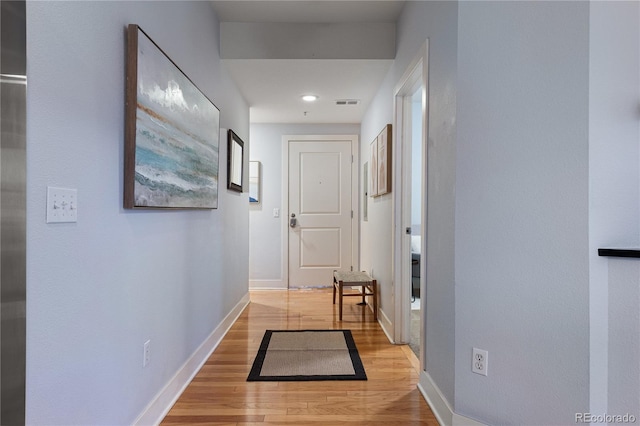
[
  {"left": 360, "top": 72, "right": 395, "bottom": 323},
  {"left": 455, "top": 2, "right": 590, "bottom": 424},
  {"left": 221, "top": 22, "right": 396, "bottom": 59},
  {"left": 26, "top": 2, "right": 249, "bottom": 424},
  {"left": 588, "top": 1, "right": 640, "bottom": 417},
  {"left": 360, "top": 0, "right": 459, "bottom": 401},
  {"left": 607, "top": 260, "right": 640, "bottom": 418},
  {"left": 249, "top": 123, "right": 360, "bottom": 288}
]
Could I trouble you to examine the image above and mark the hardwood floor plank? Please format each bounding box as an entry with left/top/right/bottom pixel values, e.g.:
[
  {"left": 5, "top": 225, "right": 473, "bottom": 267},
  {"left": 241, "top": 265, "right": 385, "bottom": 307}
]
[
  {"left": 161, "top": 289, "right": 437, "bottom": 425},
  {"left": 163, "top": 415, "right": 264, "bottom": 424},
  {"left": 262, "top": 414, "right": 436, "bottom": 424}
]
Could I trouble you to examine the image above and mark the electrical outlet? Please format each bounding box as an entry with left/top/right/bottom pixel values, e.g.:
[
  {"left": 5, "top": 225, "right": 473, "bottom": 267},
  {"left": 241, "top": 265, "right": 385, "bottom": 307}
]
[
  {"left": 143, "top": 340, "right": 151, "bottom": 367},
  {"left": 472, "top": 347, "right": 488, "bottom": 376}
]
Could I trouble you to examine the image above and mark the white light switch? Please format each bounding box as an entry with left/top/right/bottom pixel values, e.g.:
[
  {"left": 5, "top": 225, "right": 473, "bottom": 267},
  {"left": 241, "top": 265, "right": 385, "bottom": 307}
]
[
  {"left": 273, "top": 208, "right": 280, "bottom": 218},
  {"left": 47, "top": 187, "right": 77, "bottom": 223}
]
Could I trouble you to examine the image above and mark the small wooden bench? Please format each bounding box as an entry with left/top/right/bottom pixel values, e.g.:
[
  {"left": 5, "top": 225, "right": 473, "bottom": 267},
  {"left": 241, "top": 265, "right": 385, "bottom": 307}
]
[{"left": 332, "top": 270, "right": 377, "bottom": 321}]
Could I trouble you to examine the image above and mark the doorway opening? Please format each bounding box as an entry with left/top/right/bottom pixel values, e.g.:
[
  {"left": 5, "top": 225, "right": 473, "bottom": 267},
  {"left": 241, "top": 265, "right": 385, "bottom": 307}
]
[
  {"left": 392, "top": 41, "right": 428, "bottom": 370},
  {"left": 408, "top": 86, "right": 423, "bottom": 357}
]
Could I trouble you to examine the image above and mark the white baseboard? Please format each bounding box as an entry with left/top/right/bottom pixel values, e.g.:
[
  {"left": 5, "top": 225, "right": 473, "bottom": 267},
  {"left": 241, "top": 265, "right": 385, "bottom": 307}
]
[
  {"left": 249, "top": 279, "right": 286, "bottom": 290},
  {"left": 133, "top": 292, "right": 251, "bottom": 426},
  {"left": 378, "top": 308, "right": 395, "bottom": 344},
  {"left": 418, "top": 370, "right": 453, "bottom": 425},
  {"left": 418, "top": 371, "right": 485, "bottom": 426},
  {"left": 453, "top": 412, "right": 485, "bottom": 426}
]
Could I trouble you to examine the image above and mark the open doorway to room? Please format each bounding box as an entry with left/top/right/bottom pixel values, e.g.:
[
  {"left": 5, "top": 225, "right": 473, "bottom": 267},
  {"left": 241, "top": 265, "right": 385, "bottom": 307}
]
[
  {"left": 393, "top": 41, "right": 428, "bottom": 368},
  {"left": 408, "top": 87, "right": 423, "bottom": 357}
]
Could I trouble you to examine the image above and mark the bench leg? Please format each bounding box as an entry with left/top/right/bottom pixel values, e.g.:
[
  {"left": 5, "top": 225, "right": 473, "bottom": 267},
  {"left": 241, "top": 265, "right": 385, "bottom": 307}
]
[
  {"left": 332, "top": 279, "right": 336, "bottom": 304},
  {"left": 372, "top": 280, "right": 378, "bottom": 321},
  {"left": 338, "top": 281, "right": 343, "bottom": 321}
]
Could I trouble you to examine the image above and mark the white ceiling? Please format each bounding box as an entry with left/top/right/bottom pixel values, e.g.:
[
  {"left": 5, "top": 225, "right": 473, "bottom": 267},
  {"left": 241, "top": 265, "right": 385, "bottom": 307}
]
[
  {"left": 211, "top": 1, "right": 405, "bottom": 124},
  {"left": 223, "top": 59, "right": 393, "bottom": 123}
]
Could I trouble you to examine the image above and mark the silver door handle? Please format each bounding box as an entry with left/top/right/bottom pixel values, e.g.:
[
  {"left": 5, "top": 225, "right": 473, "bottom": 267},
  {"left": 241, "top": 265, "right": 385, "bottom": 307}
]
[{"left": 290, "top": 213, "right": 297, "bottom": 228}]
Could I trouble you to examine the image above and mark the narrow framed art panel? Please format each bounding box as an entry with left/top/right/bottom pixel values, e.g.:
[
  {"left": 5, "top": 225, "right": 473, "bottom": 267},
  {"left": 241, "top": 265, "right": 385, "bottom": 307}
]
[
  {"left": 227, "top": 129, "right": 244, "bottom": 193},
  {"left": 376, "top": 124, "right": 392, "bottom": 196},
  {"left": 249, "top": 161, "right": 261, "bottom": 203},
  {"left": 369, "top": 138, "right": 378, "bottom": 197},
  {"left": 124, "top": 24, "right": 220, "bottom": 209}
]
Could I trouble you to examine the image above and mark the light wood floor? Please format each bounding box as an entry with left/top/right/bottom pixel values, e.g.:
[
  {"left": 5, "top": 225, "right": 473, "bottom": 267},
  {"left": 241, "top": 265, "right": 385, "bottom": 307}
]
[{"left": 161, "top": 288, "right": 438, "bottom": 425}]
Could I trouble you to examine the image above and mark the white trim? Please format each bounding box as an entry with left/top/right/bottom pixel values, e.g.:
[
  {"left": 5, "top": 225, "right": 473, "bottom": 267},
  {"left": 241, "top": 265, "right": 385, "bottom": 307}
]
[
  {"left": 281, "top": 134, "right": 360, "bottom": 288},
  {"left": 418, "top": 370, "right": 452, "bottom": 426},
  {"left": 418, "top": 371, "right": 486, "bottom": 426},
  {"left": 453, "top": 413, "right": 486, "bottom": 426},
  {"left": 392, "top": 39, "right": 429, "bottom": 365},
  {"left": 248, "top": 279, "right": 286, "bottom": 290},
  {"left": 377, "top": 308, "right": 395, "bottom": 344},
  {"left": 351, "top": 139, "right": 360, "bottom": 272},
  {"left": 281, "top": 139, "right": 290, "bottom": 288},
  {"left": 133, "top": 292, "right": 251, "bottom": 426}
]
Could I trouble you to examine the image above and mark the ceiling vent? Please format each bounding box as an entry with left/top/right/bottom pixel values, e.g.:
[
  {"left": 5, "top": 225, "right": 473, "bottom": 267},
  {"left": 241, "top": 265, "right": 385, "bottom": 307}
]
[{"left": 335, "top": 99, "right": 360, "bottom": 106}]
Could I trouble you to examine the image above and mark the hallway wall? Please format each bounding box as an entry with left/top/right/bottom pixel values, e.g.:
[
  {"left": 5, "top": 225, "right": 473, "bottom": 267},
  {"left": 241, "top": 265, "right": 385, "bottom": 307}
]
[
  {"left": 363, "top": 1, "right": 640, "bottom": 424},
  {"left": 249, "top": 123, "right": 360, "bottom": 288},
  {"left": 360, "top": 0, "right": 459, "bottom": 403},
  {"left": 588, "top": 1, "right": 640, "bottom": 417},
  {"left": 25, "top": 2, "right": 249, "bottom": 424},
  {"left": 455, "top": 2, "right": 590, "bottom": 423}
]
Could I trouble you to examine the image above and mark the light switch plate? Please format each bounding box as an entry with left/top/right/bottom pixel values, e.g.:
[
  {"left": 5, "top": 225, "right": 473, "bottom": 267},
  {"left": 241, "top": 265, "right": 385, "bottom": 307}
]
[{"left": 47, "top": 187, "right": 77, "bottom": 223}]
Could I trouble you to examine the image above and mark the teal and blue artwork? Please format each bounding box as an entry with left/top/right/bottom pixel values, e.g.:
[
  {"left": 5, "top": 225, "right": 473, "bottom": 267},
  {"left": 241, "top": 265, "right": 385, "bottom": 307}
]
[{"left": 125, "top": 25, "right": 220, "bottom": 209}]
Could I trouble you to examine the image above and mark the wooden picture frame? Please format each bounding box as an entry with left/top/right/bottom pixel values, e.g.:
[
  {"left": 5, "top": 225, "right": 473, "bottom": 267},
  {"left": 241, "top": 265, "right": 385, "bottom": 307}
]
[
  {"left": 374, "top": 124, "right": 392, "bottom": 196},
  {"left": 124, "top": 24, "right": 220, "bottom": 209},
  {"left": 227, "top": 129, "right": 244, "bottom": 193}
]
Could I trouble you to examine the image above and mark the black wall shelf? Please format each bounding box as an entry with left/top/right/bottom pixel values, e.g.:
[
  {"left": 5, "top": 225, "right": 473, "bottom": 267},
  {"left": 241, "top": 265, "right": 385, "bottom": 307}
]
[{"left": 598, "top": 248, "right": 640, "bottom": 258}]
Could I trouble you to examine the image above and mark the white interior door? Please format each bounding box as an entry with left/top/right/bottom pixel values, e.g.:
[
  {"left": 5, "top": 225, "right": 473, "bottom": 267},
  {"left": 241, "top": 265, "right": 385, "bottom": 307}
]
[{"left": 288, "top": 139, "right": 353, "bottom": 288}]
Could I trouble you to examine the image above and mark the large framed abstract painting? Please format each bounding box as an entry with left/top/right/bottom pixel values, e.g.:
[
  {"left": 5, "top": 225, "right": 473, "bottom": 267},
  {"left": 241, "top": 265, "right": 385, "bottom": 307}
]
[{"left": 124, "top": 24, "right": 220, "bottom": 209}]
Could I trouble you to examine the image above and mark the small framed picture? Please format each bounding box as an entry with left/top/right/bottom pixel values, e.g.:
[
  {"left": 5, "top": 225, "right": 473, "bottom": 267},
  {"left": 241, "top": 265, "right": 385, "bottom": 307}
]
[{"left": 227, "top": 130, "right": 245, "bottom": 193}]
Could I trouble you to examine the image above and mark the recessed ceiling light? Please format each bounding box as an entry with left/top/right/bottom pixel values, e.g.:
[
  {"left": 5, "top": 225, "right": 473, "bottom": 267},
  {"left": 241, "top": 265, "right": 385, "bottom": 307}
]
[{"left": 302, "top": 95, "right": 318, "bottom": 102}]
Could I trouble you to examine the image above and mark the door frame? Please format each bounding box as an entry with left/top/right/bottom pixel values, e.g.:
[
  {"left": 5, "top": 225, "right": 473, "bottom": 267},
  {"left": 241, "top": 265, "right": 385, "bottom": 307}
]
[
  {"left": 392, "top": 41, "right": 429, "bottom": 367},
  {"left": 281, "top": 135, "right": 360, "bottom": 288}
]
